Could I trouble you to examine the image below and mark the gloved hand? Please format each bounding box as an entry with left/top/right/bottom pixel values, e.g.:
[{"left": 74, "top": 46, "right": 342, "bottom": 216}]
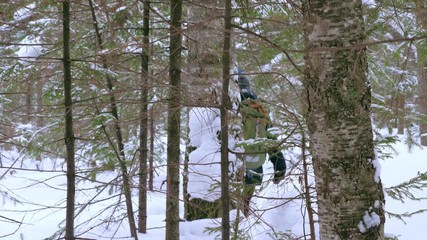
[
  {"left": 269, "top": 149, "right": 286, "bottom": 184},
  {"left": 244, "top": 166, "right": 263, "bottom": 185}
]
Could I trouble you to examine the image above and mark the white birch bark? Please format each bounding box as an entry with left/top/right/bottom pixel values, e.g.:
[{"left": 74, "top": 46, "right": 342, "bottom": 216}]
[{"left": 303, "top": 0, "right": 385, "bottom": 239}]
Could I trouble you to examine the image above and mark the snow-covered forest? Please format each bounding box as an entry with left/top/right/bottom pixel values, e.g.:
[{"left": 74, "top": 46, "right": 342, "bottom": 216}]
[{"left": 1, "top": 0, "right": 427, "bottom": 239}]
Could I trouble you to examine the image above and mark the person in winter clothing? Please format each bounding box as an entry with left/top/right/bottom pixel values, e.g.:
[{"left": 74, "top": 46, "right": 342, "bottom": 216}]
[
  {"left": 237, "top": 68, "right": 286, "bottom": 216},
  {"left": 237, "top": 68, "right": 286, "bottom": 185}
]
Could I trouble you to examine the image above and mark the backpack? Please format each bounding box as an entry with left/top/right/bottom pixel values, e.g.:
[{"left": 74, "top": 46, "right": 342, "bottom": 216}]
[{"left": 240, "top": 98, "right": 270, "bottom": 170}]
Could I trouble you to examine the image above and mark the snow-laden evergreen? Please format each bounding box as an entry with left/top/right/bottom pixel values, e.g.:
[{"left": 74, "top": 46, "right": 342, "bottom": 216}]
[{"left": 187, "top": 107, "right": 239, "bottom": 201}]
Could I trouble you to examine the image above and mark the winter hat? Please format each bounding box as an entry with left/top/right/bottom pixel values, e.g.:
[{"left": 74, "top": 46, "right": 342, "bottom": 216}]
[
  {"left": 237, "top": 67, "right": 257, "bottom": 100},
  {"left": 237, "top": 67, "right": 251, "bottom": 90}
]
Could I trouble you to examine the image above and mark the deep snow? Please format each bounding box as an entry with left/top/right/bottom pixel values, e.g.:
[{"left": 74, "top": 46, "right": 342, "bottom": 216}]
[{"left": 1, "top": 132, "right": 426, "bottom": 239}]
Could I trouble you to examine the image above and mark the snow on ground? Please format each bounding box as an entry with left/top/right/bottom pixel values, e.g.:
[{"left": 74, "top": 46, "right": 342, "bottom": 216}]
[
  {"left": 1, "top": 131, "right": 427, "bottom": 239},
  {"left": 381, "top": 134, "right": 427, "bottom": 240}
]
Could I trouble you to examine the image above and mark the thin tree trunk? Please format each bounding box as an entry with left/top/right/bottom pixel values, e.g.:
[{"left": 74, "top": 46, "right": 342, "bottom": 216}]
[
  {"left": 185, "top": 0, "right": 226, "bottom": 221},
  {"left": 36, "top": 71, "right": 44, "bottom": 128},
  {"left": 138, "top": 0, "right": 150, "bottom": 234},
  {"left": 395, "top": 42, "right": 412, "bottom": 135},
  {"left": 88, "top": 0, "right": 138, "bottom": 238},
  {"left": 183, "top": 108, "right": 190, "bottom": 220},
  {"left": 149, "top": 106, "right": 154, "bottom": 191},
  {"left": 303, "top": 0, "right": 385, "bottom": 239},
  {"left": 186, "top": 0, "right": 224, "bottom": 105},
  {"left": 25, "top": 79, "right": 31, "bottom": 123},
  {"left": 148, "top": 9, "right": 155, "bottom": 193},
  {"left": 396, "top": 93, "right": 405, "bottom": 135},
  {"left": 301, "top": 133, "right": 316, "bottom": 240},
  {"left": 220, "top": 0, "right": 232, "bottom": 238},
  {"left": 63, "top": 1, "right": 75, "bottom": 239},
  {"left": 415, "top": 0, "right": 427, "bottom": 145},
  {"left": 419, "top": 61, "right": 427, "bottom": 145},
  {"left": 166, "top": 1, "right": 182, "bottom": 239}
]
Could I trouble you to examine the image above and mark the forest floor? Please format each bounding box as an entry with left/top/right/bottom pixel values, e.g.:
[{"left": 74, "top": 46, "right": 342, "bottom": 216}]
[{"left": 1, "top": 131, "right": 426, "bottom": 240}]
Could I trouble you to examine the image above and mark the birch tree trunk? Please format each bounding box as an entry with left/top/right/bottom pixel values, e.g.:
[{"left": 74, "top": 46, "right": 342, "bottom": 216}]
[
  {"left": 302, "top": 0, "right": 385, "bottom": 239},
  {"left": 166, "top": 1, "right": 182, "bottom": 239},
  {"left": 415, "top": 0, "right": 427, "bottom": 146}
]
